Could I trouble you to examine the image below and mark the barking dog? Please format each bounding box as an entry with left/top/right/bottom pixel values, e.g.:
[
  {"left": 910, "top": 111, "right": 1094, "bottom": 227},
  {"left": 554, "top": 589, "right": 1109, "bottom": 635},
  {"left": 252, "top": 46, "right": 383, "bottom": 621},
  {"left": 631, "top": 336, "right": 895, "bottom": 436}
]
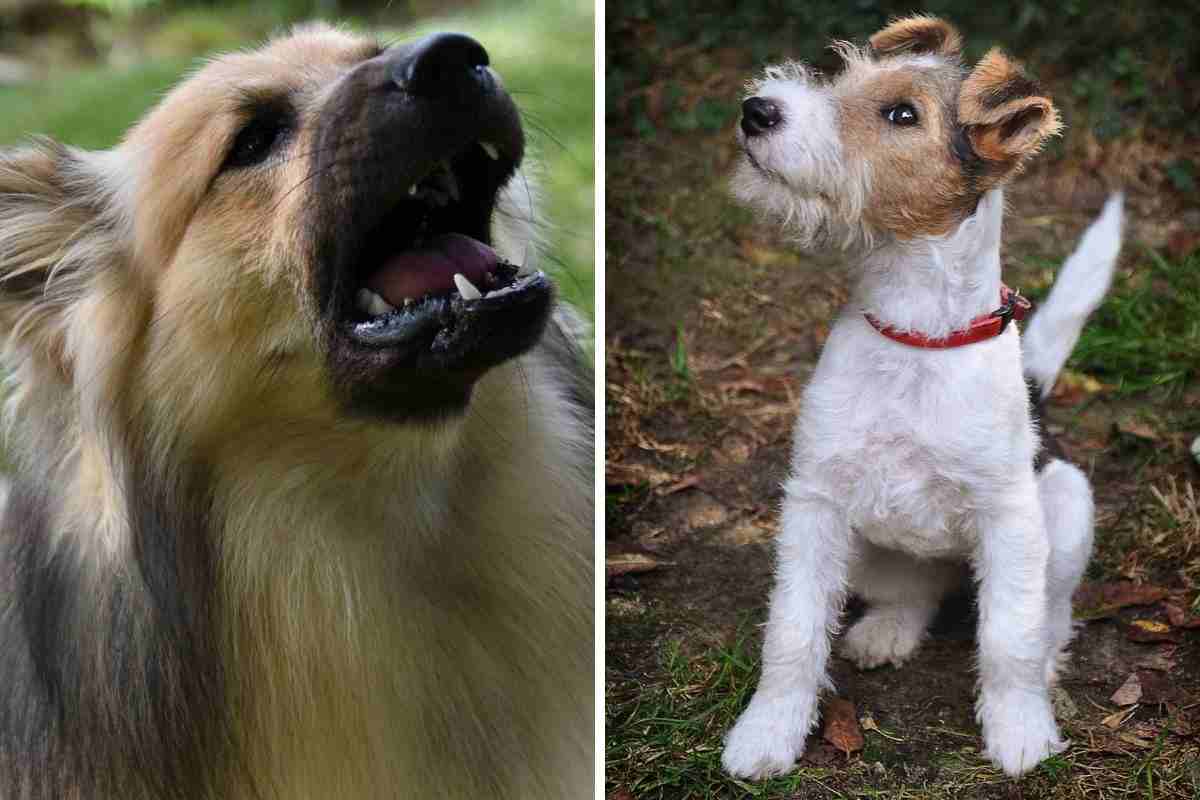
[
  {"left": 722, "top": 16, "right": 1123, "bottom": 778},
  {"left": 0, "top": 26, "right": 592, "bottom": 799}
]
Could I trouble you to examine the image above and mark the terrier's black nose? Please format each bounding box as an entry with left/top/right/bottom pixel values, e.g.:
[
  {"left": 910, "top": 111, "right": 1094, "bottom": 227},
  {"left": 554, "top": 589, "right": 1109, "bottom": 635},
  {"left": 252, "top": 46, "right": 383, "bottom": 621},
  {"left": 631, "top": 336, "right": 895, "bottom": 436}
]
[
  {"left": 390, "top": 33, "right": 493, "bottom": 98},
  {"left": 741, "top": 97, "right": 783, "bottom": 137}
]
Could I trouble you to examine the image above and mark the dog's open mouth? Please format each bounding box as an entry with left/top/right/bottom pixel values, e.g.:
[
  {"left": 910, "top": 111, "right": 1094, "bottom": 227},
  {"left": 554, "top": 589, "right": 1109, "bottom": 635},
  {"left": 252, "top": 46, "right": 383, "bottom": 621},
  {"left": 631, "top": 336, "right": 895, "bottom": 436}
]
[
  {"left": 311, "top": 36, "right": 554, "bottom": 419},
  {"left": 343, "top": 141, "right": 550, "bottom": 360}
]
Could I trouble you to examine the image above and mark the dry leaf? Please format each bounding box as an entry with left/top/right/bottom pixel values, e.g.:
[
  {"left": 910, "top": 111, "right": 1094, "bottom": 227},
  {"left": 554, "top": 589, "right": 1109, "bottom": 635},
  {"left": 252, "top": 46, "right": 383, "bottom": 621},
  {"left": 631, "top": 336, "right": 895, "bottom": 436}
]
[
  {"left": 1126, "top": 618, "right": 1181, "bottom": 643},
  {"left": 1074, "top": 581, "right": 1169, "bottom": 619},
  {"left": 658, "top": 474, "right": 701, "bottom": 496},
  {"left": 605, "top": 552, "right": 671, "bottom": 579},
  {"left": 1051, "top": 369, "right": 1108, "bottom": 405},
  {"left": 1111, "top": 673, "right": 1142, "bottom": 706},
  {"left": 822, "top": 697, "right": 864, "bottom": 756},
  {"left": 1102, "top": 706, "right": 1137, "bottom": 729},
  {"left": 1114, "top": 419, "right": 1160, "bottom": 442}
]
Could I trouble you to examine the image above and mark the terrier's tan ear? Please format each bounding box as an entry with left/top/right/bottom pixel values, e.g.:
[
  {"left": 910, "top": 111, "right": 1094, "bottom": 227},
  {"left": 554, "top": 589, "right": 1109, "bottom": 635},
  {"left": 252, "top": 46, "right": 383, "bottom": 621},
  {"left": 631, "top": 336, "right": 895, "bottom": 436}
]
[
  {"left": 869, "top": 15, "right": 963, "bottom": 59},
  {"left": 958, "top": 48, "right": 1062, "bottom": 182}
]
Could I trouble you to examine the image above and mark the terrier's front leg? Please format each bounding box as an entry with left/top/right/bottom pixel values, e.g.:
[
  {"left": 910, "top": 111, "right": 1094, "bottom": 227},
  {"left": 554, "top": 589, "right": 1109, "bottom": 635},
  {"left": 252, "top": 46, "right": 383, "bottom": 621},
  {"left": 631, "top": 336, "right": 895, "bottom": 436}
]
[
  {"left": 722, "top": 485, "right": 851, "bottom": 779},
  {"left": 974, "top": 494, "right": 1066, "bottom": 777}
]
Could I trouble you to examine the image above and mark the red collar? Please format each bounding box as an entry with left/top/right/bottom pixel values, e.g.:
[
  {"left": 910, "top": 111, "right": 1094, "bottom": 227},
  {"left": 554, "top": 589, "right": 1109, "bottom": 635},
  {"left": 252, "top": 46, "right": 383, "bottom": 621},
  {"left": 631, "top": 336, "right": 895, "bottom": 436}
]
[{"left": 864, "top": 285, "right": 1032, "bottom": 349}]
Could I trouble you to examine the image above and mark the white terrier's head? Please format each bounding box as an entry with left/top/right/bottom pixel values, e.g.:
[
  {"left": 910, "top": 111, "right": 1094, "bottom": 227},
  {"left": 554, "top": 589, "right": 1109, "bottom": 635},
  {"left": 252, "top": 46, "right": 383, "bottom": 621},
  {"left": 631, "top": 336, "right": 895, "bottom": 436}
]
[{"left": 734, "top": 16, "right": 1062, "bottom": 252}]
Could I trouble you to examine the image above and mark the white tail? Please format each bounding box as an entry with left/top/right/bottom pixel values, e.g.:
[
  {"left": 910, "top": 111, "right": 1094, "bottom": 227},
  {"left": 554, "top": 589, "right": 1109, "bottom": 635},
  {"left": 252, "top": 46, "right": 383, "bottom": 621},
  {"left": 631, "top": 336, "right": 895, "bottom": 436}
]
[{"left": 1022, "top": 192, "right": 1124, "bottom": 397}]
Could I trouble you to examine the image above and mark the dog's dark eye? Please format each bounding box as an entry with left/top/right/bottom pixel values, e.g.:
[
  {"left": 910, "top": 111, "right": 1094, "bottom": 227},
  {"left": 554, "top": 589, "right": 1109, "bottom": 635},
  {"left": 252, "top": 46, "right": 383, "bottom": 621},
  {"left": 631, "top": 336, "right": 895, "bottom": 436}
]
[
  {"left": 884, "top": 104, "right": 919, "bottom": 127},
  {"left": 223, "top": 114, "right": 290, "bottom": 171}
]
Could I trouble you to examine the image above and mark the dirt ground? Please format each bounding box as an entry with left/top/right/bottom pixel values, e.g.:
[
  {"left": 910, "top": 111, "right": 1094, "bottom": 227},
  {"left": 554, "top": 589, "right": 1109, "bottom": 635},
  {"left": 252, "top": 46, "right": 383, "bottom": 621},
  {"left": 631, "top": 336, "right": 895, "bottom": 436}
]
[{"left": 605, "top": 4, "right": 1200, "bottom": 798}]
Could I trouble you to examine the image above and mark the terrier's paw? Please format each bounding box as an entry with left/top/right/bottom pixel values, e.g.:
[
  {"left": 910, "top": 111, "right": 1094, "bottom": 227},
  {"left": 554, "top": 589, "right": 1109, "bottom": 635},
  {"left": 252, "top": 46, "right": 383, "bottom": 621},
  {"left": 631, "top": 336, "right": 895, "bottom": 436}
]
[
  {"left": 980, "top": 689, "right": 1067, "bottom": 776},
  {"left": 722, "top": 694, "right": 815, "bottom": 779},
  {"left": 840, "top": 612, "right": 924, "bottom": 669}
]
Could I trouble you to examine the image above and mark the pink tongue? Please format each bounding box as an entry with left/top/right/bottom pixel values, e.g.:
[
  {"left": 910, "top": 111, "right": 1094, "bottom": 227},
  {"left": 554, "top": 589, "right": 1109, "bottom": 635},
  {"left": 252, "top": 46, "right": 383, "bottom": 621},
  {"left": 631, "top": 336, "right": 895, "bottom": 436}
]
[{"left": 367, "top": 233, "right": 498, "bottom": 306}]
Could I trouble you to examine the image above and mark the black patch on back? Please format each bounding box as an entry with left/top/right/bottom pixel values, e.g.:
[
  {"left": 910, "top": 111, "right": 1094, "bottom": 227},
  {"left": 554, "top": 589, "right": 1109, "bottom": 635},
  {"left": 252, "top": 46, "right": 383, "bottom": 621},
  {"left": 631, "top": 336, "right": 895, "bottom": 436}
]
[{"left": 0, "top": 445, "right": 235, "bottom": 799}]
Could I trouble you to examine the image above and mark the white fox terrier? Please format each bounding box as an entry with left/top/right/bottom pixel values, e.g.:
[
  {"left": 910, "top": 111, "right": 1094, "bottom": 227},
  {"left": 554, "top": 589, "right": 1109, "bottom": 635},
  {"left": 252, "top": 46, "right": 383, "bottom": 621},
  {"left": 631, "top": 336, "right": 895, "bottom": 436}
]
[{"left": 722, "top": 16, "right": 1124, "bottom": 779}]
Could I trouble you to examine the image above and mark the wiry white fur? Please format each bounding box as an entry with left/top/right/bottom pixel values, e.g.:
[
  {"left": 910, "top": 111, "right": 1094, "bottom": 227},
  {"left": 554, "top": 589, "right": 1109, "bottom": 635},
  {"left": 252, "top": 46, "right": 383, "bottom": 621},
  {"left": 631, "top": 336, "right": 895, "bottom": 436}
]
[
  {"left": 1022, "top": 192, "right": 1123, "bottom": 395},
  {"left": 723, "top": 174, "right": 1121, "bottom": 776},
  {"left": 733, "top": 63, "right": 871, "bottom": 251}
]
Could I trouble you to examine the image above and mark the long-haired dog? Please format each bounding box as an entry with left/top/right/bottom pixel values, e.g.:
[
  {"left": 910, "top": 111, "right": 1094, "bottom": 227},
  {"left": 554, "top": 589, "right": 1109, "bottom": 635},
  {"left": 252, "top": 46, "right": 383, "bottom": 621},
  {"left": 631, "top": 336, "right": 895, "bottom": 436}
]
[
  {"left": 721, "top": 16, "right": 1123, "bottom": 778},
  {"left": 0, "top": 25, "right": 592, "bottom": 799}
]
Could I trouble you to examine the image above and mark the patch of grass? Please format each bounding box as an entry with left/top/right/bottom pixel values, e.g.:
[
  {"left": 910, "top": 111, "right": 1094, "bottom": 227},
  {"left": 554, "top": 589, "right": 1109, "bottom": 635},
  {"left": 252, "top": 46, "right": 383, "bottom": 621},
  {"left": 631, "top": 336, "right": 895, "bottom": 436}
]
[
  {"left": 1146, "top": 477, "right": 1200, "bottom": 586},
  {"left": 607, "top": 623, "right": 825, "bottom": 800},
  {"left": 1092, "top": 475, "right": 1200, "bottom": 588},
  {"left": 0, "top": 59, "right": 192, "bottom": 149},
  {"left": 1068, "top": 250, "right": 1200, "bottom": 396}
]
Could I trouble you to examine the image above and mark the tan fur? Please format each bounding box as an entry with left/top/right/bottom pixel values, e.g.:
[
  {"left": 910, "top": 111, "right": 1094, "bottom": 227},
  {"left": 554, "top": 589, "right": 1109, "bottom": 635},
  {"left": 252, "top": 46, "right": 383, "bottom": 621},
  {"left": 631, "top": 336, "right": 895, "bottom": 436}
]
[
  {"left": 831, "top": 23, "right": 1060, "bottom": 239},
  {"left": 958, "top": 48, "right": 1063, "bottom": 186},
  {"left": 0, "top": 23, "right": 592, "bottom": 800},
  {"left": 835, "top": 56, "right": 973, "bottom": 237},
  {"left": 869, "top": 15, "right": 964, "bottom": 60}
]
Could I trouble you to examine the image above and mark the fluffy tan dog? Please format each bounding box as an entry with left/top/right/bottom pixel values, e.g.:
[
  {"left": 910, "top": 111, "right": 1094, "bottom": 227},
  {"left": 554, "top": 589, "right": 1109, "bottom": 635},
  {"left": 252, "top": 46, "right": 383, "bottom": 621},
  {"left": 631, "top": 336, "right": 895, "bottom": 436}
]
[{"left": 0, "top": 24, "right": 593, "bottom": 799}]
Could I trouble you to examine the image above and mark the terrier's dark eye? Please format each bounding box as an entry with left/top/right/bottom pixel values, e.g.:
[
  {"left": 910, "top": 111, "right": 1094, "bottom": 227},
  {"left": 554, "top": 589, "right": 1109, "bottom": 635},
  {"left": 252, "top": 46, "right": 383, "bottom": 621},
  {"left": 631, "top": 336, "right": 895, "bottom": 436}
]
[
  {"left": 223, "top": 112, "right": 291, "bottom": 171},
  {"left": 884, "top": 104, "right": 919, "bottom": 127}
]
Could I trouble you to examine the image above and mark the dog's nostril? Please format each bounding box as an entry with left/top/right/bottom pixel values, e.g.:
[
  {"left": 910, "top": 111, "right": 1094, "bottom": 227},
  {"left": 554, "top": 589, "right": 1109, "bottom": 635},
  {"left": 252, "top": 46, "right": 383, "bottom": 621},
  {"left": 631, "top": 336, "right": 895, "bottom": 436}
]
[
  {"left": 391, "top": 32, "right": 493, "bottom": 98},
  {"left": 741, "top": 97, "right": 783, "bottom": 137}
]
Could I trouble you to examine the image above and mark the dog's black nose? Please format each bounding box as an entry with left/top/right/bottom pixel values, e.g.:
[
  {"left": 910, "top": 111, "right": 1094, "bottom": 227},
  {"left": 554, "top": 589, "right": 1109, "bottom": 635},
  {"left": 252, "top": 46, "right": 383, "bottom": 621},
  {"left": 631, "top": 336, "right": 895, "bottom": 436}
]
[
  {"left": 741, "top": 97, "right": 783, "bottom": 137},
  {"left": 390, "top": 33, "right": 493, "bottom": 98}
]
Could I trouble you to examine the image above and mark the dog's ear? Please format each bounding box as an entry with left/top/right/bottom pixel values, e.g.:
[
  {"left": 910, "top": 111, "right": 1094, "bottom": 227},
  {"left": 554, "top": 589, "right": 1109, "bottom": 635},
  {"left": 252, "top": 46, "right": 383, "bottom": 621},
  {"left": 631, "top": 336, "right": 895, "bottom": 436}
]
[
  {"left": 957, "top": 49, "right": 1062, "bottom": 185},
  {"left": 0, "top": 141, "right": 110, "bottom": 363},
  {"left": 869, "top": 15, "right": 963, "bottom": 60}
]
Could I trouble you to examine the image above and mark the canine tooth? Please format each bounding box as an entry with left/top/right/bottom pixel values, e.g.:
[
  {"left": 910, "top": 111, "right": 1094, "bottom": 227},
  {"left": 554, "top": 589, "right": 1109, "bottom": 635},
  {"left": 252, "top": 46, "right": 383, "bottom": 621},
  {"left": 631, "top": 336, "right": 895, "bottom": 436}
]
[
  {"left": 369, "top": 293, "right": 394, "bottom": 315},
  {"left": 408, "top": 184, "right": 418, "bottom": 196},
  {"left": 480, "top": 141, "right": 500, "bottom": 160},
  {"left": 357, "top": 288, "right": 394, "bottom": 316},
  {"left": 453, "top": 273, "right": 482, "bottom": 300}
]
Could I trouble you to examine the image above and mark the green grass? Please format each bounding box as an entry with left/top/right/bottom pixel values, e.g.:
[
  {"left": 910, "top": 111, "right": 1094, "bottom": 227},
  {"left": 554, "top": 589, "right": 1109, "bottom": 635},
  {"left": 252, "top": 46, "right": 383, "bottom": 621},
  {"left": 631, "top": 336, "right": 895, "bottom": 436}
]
[
  {"left": 0, "top": 60, "right": 192, "bottom": 149},
  {"left": 1022, "top": 250, "right": 1200, "bottom": 397},
  {"left": 0, "top": 0, "right": 594, "bottom": 320},
  {"left": 607, "top": 624, "right": 835, "bottom": 799},
  {"left": 1070, "top": 250, "right": 1200, "bottom": 396}
]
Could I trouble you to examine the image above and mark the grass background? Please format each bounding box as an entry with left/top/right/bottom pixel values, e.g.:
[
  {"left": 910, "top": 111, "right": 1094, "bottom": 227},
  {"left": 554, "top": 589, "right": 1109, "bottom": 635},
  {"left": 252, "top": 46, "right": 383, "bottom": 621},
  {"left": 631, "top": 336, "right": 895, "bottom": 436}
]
[{"left": 0, "top": 0, "right": 595, "bottom": 319}]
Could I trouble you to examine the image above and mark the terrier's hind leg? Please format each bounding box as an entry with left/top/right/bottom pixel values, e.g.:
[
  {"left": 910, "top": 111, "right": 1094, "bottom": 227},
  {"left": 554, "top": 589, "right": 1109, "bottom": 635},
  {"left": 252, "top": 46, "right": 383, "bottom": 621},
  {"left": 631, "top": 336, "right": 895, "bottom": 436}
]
[
  {"left": 1038, "top": 459, "right": 1094, "bottom": 686},
  {"left": 840, "top": 542, "right": 962, "bottom": 669}
]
